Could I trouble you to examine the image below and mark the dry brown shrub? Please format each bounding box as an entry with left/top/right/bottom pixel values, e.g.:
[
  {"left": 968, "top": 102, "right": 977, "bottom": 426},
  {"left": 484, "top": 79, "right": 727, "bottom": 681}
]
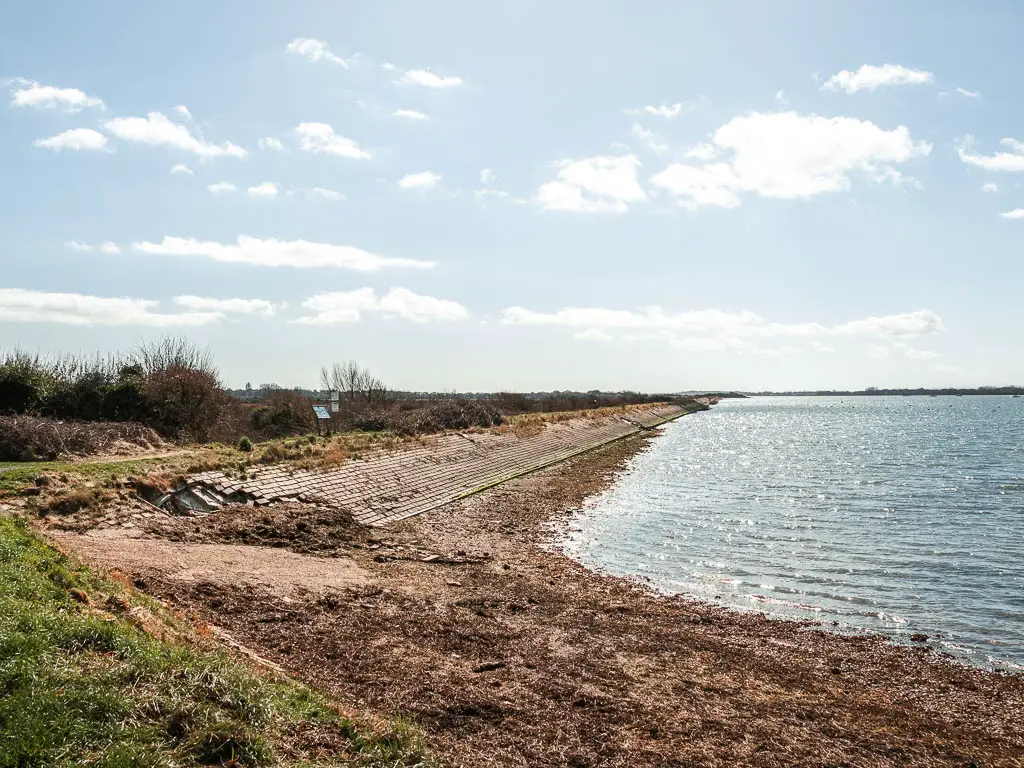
[
  {"left": 31, "top": 486, "right": 116, "bottom": 517},
  {"left": 0, "top": 415, "right": 166, "bottom": 461}
]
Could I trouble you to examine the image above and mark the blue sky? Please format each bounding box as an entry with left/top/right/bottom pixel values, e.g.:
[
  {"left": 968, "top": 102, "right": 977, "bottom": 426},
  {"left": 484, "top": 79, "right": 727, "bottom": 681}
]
[{"left": 2, "top": 0, "right": 1023, "bottom": 391}]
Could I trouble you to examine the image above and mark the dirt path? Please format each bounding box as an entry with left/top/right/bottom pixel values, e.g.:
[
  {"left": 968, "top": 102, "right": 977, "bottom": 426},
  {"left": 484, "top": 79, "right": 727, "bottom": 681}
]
[
  {"left": 69, "top": 448, "right": 194, "bottom": 463},
  {"left": 51, "top": 430, "right": 1024, "bottom": 767},
  {"left": 54, "top": 534, "right": 368, "bottom": 593}
]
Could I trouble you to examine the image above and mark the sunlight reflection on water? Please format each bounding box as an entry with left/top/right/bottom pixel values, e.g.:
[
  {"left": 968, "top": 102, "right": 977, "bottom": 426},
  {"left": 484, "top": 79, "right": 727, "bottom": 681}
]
[{"left": 560, "top": 396, "right": 1024, "bottom": 670}]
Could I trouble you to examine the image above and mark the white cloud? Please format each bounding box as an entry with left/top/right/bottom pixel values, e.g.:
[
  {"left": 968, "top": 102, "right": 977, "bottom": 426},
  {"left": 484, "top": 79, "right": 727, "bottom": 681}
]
[
  {"left": 258, "top": 137, "right": 284, "bottom": 151},
  {"left": 377, "top": 287, "right": 469, "bottom": 323},
  {"left": 774, "top": 90, "right": 788, "bottom": 104},
  {"left": 999, "top": 209, "right": 1024, "bottom": 220},
  {"left": 832, "top": 310, "right": 945, "bottom": 336},
  {"left": 625, "top": 103, "right": 684, "bottom": 119},
  {"left": 651, "top": 162, "right": 743, "bottom": 208},
  {"left": 64, "top": 240, "right": 122, "bottom": 255},
  {"left": 174, "top": 105, "right": 192, "bottom": 119},
  {"left": 982, "top": 182, "right": 999, "bottom": 193},
  {"left": 871, "top": 165, "right": 920, "bottom": 188},
  {"left": 286, "top": 37, "right": 349, "bottom": 67},
  {"left": 500, "top": 304, "right": 944, "bottom": 352},
  {"left": 958, "top": 136, "right": 1024, "bottom": 172},
  {"left": 381, "top": 62, "right": 396, "bottom": 71},
  {"left": 131, "top": 235, "right": 434, "bottom": 271},
  {"left": 667, "top": 336, "right": 731, "bottom": 353},
  {"left": 475, "top": 188, "right": 521, "bottom": 205},
  {"left": 172, "top": 296, "right": 278, "bottom": 316},
  {"left": 956, "top": 87, "right": 982, "bottom": 99},
  {"left": 631, "top": 123, "right": 669, "bottom": 154},
  {"left": 392, "top": 108, "right": 429, "bottom": 121},
  {"left": 294, "top": 287, "right": 468, "bottom": 324},
  {"left": 651, "top": 111, "right": 930, "bottom": 208},
  {"left": 104, "top": 112, "right": 247, "bottom": 159},
  {"left": 535, "top": 154, "right": 646, "bottom": 214},
  {"left": 207, "top": 181, "right": 237, "bottom": 194},
  {"left": 171, "top": 163, "right": 194, "bottom": 175},
  {"left": 480, "top": 168, "right": 496, "bottom": 185},
  {"left": 871, "top": 341, "right": 941, "bottom": 361},
  {"left": 748, "top": 345, "right": 803, "bottom": 359},
  {"left": 295, "top": 122, "right": 371, "bottom": 159},
  {"left": 0, "top": 288, "right": 221, "bottom": 327},
  {"left": 292, "top": 288, "right": 376, "bottom": 324},
  {"left": 308, "top": 187, "right": 345, "bottom": 201},
  {"left": 10, "top": 79, "right": 104, "bottom": 111},
  {"left": 823, "top": 64, "right": 934, "bottom": 93},
  {"left": 575, "top": 328, "right": 613, "bottom": 342},
  {"left": 33, "top": 128, "right": 108, "bottom": 152},
  {"left": 395, "top": 69, "right": 464, "bottom": 88},
  {"left": 247, "top": 181, "right": 280, "bottom": 199},
  {"left": 397, "top": 171, "right": 442, "bottom": 190},
  {"left": 682, "top": 142, "right": 717, "bottom": 161}
]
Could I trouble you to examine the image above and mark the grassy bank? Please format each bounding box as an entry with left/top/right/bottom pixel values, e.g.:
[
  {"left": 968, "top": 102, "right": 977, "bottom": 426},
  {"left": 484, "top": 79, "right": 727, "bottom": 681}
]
[
  {"left": 0, "top": 403, "right": 696, "bottom": 520},
  {"left": 0, "top": 515, "right": 435, "bottom": 767}
]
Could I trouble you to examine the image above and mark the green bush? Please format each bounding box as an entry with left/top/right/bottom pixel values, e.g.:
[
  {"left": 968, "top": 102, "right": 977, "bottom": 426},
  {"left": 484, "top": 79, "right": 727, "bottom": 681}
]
[
  {"left": 249, "top": 389, "right": 314, "bottom": 438},
  {"left": 237, "top": 436, "right": 254, "bottom": 452},
  {"left": 0, "top": 339, "right": 231, "bottom": 443},
  {"left": 0, "top": 352, "right": 49, "bottom": 414},
  {"left": 137, "top": 338, "right": 227, "bottom": 441},
  {"left": 102, "top": 372, "right": 153, "bottom": 423}
]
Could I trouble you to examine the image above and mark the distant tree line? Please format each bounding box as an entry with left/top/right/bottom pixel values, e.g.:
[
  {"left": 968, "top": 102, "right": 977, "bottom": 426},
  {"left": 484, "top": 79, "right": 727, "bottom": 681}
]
[
  {"left": 752, "top": 387, "right": 1024, "bottom": 396},
  {"left": 1, "top": 342, "right": 703, "bottom": 446}
]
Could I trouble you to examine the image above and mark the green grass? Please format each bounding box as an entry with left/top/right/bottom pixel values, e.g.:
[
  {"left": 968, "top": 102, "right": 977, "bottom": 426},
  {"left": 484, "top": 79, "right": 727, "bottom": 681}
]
[
  {"left": 0, "top": 458, "right": 171, "bottom": 494},
  {"left": 0, "top": 431, "right": 423, "bottom": 498},
  {"left": 0, "top": 515, "right": 436, "bottom": 767}
]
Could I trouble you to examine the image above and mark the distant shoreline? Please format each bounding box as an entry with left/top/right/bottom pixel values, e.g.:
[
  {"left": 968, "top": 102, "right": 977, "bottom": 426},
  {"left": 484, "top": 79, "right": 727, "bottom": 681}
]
[{"left": 744, "top": 387, "right": 1024, "bottom": 397}]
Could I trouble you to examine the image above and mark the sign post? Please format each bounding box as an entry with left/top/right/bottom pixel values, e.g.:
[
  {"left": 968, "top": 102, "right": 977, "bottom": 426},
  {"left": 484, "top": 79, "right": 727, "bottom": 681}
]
[{"left": 311, "top": 404, "right": 332, "bottom": 435}]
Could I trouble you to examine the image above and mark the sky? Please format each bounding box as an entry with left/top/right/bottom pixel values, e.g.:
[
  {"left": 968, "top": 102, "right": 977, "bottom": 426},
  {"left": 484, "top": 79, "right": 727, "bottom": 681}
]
[{"left": 2, "top": 0, "right": 1023, "bottom": 392}]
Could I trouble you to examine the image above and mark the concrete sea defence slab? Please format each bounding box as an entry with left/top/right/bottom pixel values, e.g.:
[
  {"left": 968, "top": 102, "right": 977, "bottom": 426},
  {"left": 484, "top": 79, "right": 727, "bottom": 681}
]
[{"left": 187, "top": 404, "right": 688, "bottom": 526}]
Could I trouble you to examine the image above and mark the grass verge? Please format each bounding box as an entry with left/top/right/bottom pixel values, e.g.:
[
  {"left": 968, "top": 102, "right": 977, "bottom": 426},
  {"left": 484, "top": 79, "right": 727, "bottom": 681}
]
[{"left": 0, "top": 514, "right": 436, "bottom": 767}]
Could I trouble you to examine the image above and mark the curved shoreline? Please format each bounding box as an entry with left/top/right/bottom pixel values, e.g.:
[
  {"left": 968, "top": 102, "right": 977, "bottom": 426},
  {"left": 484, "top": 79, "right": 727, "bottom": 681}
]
[
  {"left": 553, "top": 423, "right": 1023, "bottom": 675},
  {"left": 57, "top": 425, "right": 1024, "bottom": 767}
]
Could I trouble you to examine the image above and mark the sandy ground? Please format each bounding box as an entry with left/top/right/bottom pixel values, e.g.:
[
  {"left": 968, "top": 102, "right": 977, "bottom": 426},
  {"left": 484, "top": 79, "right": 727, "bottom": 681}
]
[
  {"left": 53, "top": 434, "right": 1024, "bottom": 768},
  {"left": 57, "top": 535, "right": 368, "bottom": 593}
]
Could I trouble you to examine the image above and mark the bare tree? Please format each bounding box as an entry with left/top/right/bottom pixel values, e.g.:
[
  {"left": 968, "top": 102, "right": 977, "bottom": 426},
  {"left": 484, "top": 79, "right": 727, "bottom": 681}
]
[
  {"left": 136, "top": 336, "right": 219, "bottom": 381},
  {"left": 320, "top": 360, "right": 389, "bottom": 406}
]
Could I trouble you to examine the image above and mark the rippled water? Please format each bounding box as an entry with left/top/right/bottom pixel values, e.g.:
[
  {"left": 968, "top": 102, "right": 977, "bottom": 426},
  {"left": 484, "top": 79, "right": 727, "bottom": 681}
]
[{"left": 562, "top": 396, "right": 1024, "bottom": 670}]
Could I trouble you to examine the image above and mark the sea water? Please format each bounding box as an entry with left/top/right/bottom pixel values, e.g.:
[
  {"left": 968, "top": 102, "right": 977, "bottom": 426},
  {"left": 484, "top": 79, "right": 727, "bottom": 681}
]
[{"left": 561, "top": 396, "right": 1024, "bottom": 670}]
